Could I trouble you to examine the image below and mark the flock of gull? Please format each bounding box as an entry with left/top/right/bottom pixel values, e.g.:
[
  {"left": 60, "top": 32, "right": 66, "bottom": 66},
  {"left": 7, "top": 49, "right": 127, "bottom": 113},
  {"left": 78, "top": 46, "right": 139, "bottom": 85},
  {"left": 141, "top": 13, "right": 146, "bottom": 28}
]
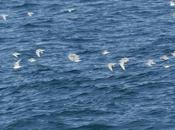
[
  {"left": 69, "top": 50, "right": 175, "bottom": 72},
  {"left": 12, "top": 49, "right": 44, "bottom": 70},
  {"left": 1, "top": 1, "right": 175, "bottom": 72},
  {"left": 10, "top": 48, "right": 175, "bottom": 72}
]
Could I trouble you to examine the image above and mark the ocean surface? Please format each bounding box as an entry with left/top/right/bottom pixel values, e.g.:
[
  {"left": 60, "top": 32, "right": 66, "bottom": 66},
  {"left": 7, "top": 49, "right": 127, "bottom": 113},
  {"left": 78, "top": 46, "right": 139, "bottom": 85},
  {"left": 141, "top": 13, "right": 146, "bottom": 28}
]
[{"left": 1, "top": 0, "right": 175, "bottom": 130}]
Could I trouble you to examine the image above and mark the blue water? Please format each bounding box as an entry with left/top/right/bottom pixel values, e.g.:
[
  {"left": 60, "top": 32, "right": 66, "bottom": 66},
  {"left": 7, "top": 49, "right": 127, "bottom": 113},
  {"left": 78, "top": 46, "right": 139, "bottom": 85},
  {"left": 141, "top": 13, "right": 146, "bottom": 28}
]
[{"left": 1, "top": 0, "right": 175, "bottom": 130}]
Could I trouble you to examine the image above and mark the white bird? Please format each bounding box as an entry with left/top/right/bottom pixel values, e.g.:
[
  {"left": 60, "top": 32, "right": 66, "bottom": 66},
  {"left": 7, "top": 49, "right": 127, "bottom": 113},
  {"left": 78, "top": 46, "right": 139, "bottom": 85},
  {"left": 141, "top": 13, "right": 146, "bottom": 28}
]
[
  {"left": 171, "top": 51, "right": 175, "bottom": 57},
  {"left": 68, "top": 53, "right": 81, "bottom": 62},
  {"left": 146, "top": 59, "right": 156, "bottom": 67},
  {"left": 107, "top": 63, "right": 116, "bottom": 72},
  {"left": 67, "top": 8, "right": 75, "bottom": 13},
  {"left": 13, "top": 60, "right": 22, "bottom": 70},
  {"left": 28, "top": 58, "right": 36, "bottom": 63},
  {"left": 27, "top": 12, "right": 34, "bottom": 17},
  {"left": 36, "top": 49, "right": 45, "bottom": 57},
  {"left": 1, "top": 14, "right": 8, "bottom": 21},
  {"left": 164, "top": 65, "right": 171, "bottom": 69},
  {"left": 164, "top": 63, "right": 175, "bottom": 69},
  {"left": 12, "top": 52, "right": 20, "bottom": 58},
  {"left": 102, "top": 50, "right": 110, "bottom": 55},
  {"left": 119, "top": 57, "right": 129, "bottom": 71},
  {"left": 160, "top": 55, "right": 169, "bottom": 61},
  {"left": 170, "top": 1, "right": 175, "bottom": 6}
]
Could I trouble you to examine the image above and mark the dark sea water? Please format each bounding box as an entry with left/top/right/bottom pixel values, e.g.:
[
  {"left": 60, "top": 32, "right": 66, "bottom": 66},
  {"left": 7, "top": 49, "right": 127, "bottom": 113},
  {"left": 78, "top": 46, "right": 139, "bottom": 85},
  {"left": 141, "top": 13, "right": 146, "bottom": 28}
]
[{"left": 1, "top": 0, "right": 175, "bottom": 130}]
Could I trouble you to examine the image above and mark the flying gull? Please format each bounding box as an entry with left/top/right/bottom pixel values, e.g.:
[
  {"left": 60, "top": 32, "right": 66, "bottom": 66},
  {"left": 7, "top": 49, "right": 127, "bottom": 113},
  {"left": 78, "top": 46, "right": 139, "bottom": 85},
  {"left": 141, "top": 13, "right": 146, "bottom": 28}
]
[
  {"left": 170, "top": 0, "right": 175, "bottom": 6},
  {"left": 107, "top": 63, "right": 116, "bottom": 72},
  {"left": 102, "top": 50, "right": 110, "bottom": 55},
  {"left": 36, "top": 49, "right": 45, "bottom": 57},
  {"left": 67, "top": 8, "right": 75, "bottom": 13},
  {"left": 0, "top": 14, "right": 8, "bottom": 21},
  {"left": 12, "top": 52, "right": 20, "bottom": 58},
  {"left": 28, "top": 58, "right": 36, "bottom": 63},
  {"left": 13, "top": 60, "right": 22, "bottom": 70},
  {"left": 68, "top": 53, "right": 81, "bottom": 62},
  {"left": 171, "top": 51, "right": 175, "bottom": 57},
  {"left": 160, "top": 55, "right": 169, "bottom": 61},
  {"left": 119, "top": 57, "right": 129, "bottom": 71},
  {"left": 146, "top": 59, "right": 156, "bottom": 67},
  {"left": 27, "top": 12, "right": 34, "bottom": 17}
]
